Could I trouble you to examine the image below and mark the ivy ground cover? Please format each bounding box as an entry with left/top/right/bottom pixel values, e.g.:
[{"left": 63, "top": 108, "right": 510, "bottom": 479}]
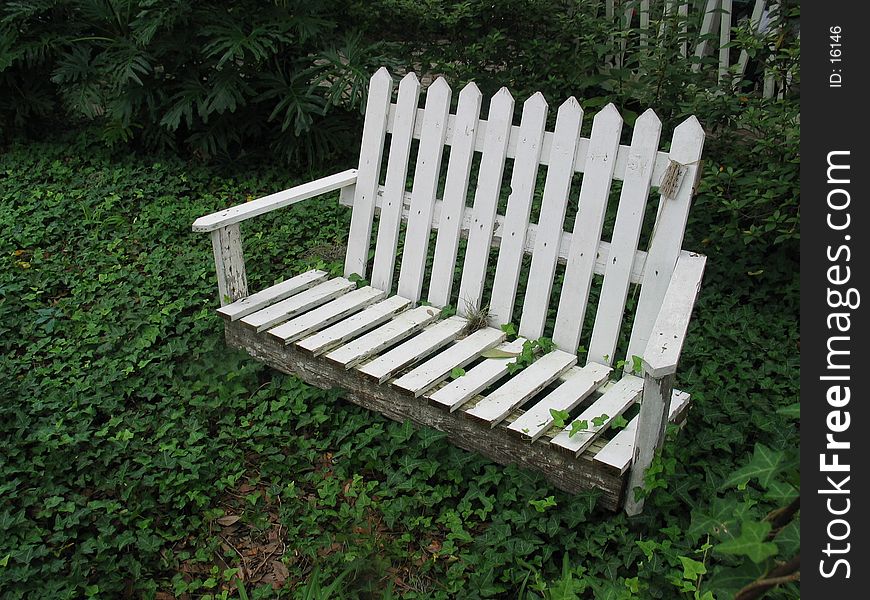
[{"left": 0, "top": 133, "right": 799, "bottom": 599}]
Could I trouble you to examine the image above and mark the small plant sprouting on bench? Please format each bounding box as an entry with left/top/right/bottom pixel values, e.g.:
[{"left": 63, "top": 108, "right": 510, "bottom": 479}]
[{"left": 461, "top": 302, "right": 490, "bottom": 335}]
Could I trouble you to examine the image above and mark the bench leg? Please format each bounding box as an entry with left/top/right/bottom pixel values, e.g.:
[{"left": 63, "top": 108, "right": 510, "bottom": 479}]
[
  {"left": 210, "top": 224, "right": 248, "bottom": 306},
  {"left": 623, "top": 372, "right": 674, "bottom": 516}
]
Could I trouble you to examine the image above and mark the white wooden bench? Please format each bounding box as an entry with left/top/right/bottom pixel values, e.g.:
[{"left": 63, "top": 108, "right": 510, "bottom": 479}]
[{"left": 193, "top": 68, "right": 706, "bottom": 514}]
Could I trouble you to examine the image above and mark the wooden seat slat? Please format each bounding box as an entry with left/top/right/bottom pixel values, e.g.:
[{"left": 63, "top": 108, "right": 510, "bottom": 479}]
[
  {"left": 267, "top": 286, "right": 387, "bottom": 345},
  {"left": 551, "top": 375, "right": 645, "bottom": 457},
  {"left": 240, "top": 278, "right": 355, "bottom": 333},
  {"left": 393, "top": 327, "right": 506, "bottom": 397},
  {"left": 325, "top": 305, "right": 441, "bottom": 369},
  {"left": 507, "top": 362, "right": 611, "bottom": 441},
  {"left": 297, "top": 296, "right": 411, "bottom": 356},
  {"left": 357, "top": 316, "right": 467, "bottom": 383},
  {"left": 464, "top": 350, "right": 578, "bottom": 427},
  {"left": 216, "top": 269, "right": 327, "bottom": 321},
  {"left": 428, "top": 338, "right": 527, "bottom": 412},
  {"left": 594, "top": 389, "right": 691, "bottom": 473}
]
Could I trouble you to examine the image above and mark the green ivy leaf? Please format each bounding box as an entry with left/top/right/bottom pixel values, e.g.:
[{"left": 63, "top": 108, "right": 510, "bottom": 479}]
[
  {"left": 611, "top": 414, "right": 629, "bottom": 429},
  {"left": 631, "top": 355, "right": 644, "bottom": 373},
  {"left": 715, "top": 520, "right": 778, "bottom": 563},
  {"left": 591, "top": 413, "right": 609, "bottom": 427},
  {"left": 776, "top": 403, "right": 799, "bottom": 419},
  {"left": 550, "top": 409, "right": 570, "bottom": 428},
  {"left": 679, "top": 555, "right": 707, "bottom": 580},
  {"left": 450, "top": 367, "right": 465, "bottom": 379},
  {"left": 720, "top": 444, "right": 785, "bottom": 490},
  {"left": 568, "top": 420, "right": 588, "bottom": 438},
  {"left": 529, "top": 496, "right": 557, "bottom": 512},
  {"left": 774, "top": 518, "right": 800, "bottom": 557}
]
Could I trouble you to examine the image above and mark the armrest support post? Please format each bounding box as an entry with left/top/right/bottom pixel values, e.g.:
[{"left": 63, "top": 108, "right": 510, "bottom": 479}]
[
  {"left": 624, "top": 371, "right": 674, "bottom": 516},
  {"left": 210, "top": 224, "right": 248, "bottom": 306},
  {"left": 624, "top": 251, "right": 705, "bottom": 515}
]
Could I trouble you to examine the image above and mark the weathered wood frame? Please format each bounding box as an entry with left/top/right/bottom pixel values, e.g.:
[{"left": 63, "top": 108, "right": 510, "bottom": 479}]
[
  {"left": 192, "top": 71, "right": 708, "bottom": 513},
  {"left": 194, "top": 181, "right": 703, "bottom": 513},
  {"left": 223, "top": 320, "right": 692, "bottom": 511}
]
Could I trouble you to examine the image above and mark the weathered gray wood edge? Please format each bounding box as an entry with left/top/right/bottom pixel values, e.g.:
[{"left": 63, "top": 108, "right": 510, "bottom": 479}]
[{"left": 225, "top": 321, "right": 627, "bottom": 511}]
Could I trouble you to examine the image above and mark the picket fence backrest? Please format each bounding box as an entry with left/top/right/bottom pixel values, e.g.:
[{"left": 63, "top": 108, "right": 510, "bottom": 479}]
[{"left": 341, "top": 68, "right": 705, "bottom": 369}]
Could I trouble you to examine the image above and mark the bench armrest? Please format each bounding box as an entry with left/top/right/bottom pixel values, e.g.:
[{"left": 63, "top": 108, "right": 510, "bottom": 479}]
[
  {"left": 191, "top": 169, "right": 358, "bottom": 232},
  {"left": 641, "top": 252, "right": 706, "bottom": 379}
]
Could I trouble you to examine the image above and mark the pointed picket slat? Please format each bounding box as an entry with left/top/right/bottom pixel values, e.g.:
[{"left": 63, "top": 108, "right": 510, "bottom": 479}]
[
  {"left": 734, "top": 0, "right": 766, "bottom": 83},
  {"left": 345, "top": 68, "right": 395, "bottom": 279},
  {"left": 551, "top": 375, "right": 644, "bottom": 456},
  {"left": 240, "top": 278, "right": 355, "bottom": 332},
  {"left": 396, "top": 78, "right": 452, "bottom": 302},
  {"left": 325, "top": 305, "right": 441, "bottom": 369},
  {"left": 393, "top": 327, "right": 506, "bottom": 397},
  {"left": 693, "top": 0, "right": 720, "bottom": 73},
  {"left": 488, "top": 93, "right": 548, "bottom": 326},
  {"left": 428, "top": 83, "right": 484, "bottom": 308},
  {"left": 358, "top": 316, "right": 467, "bottom": 383},
  {"left": 594, "top": 389, "right": 691, "bottom": 474},
  {"left": 297, "top": 296, "right": 411, "bottom": 355},
  {"left": 456, "top": 88, "right": 514, "bottom": 316},
  {"left": 428, "top": 337, "right": 527, "bottom": 412},
  {"left": 587, "top": 109, "right": 662, "bottom": 366},
  {"left": 519, "top": 98, "right": 583, "bottom": 339},
  {"left": 217, "top": 269, "right": 327, "bottom": 321},
  {"left": 506, "top": 362, "right": 611, "bottom": 441},
  {"left": 552, "top": 105, "right": 623, "bottom": 352},
  {"left": 464, "top": 350, "right": 577, "bottom": 427},
  {"left": 718, "top": 0, "right": 733, "bottom": 83},
  {"left": 626, "top": 116, "right": 705, "bottom": 364},
  {"left": 266, "top": 286, "right": 387, "bottom": 344},
  {"left": 370, "top": 73, "right": 421, "bottom": 292}
]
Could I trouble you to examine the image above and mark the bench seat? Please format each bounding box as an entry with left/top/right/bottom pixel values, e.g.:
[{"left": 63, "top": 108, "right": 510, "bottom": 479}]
[
  {"left": 216, "top": 271, "right": 692, "bottom": 511},
  {"left": 194, "top": 68, "right": 707, "bottom": 513}
]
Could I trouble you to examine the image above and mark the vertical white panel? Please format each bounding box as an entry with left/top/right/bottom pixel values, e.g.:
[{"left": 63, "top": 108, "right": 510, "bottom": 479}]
[
  {"left": 552, "top": 104, "right": 623, "bottom": 353},
  {"left": 456, "top": 88, "right": 515, "bottom": 316},
  {"left": 626, "top": 116, "right": 705, "bottom": 366},
  {"left": 639, "top": 0, "right": 651, "bottom": 48},
  {"left": 428, "top": 82, "right": 483, "bottom": 307},
  {"left": 734, "top": 0, "right": 766, "bottom": 83},
  {"left": 692, "top": 0, "right": 720, "bottom": 73},
  {"left": 518, "top": 98, "right": 583, "bottom": 339},
  {"left": 344, "top": 68, "right": 395, "bottom": 278},
  {"left": 370, "top": 73, "right": 421, "bottom": 292},
  {"left": 678, "top": 1, "right": 688, "bottom": 57},
  {"left": 587, "top": 109, "right": 661, "bottom": 366},
  {"left": 718, "top": 0, "right": 733, "bottom": 83},
  {"left": 397, "top": 77, "right": 453, "bottom": 302},
  {"left": 488, "top": 92, "right": 548, "bottom": 326}
]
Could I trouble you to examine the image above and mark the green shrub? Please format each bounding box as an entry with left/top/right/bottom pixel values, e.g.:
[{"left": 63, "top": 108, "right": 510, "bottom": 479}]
[{"left": 1, "top": 0, "right": 396, "bottom": 163}]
